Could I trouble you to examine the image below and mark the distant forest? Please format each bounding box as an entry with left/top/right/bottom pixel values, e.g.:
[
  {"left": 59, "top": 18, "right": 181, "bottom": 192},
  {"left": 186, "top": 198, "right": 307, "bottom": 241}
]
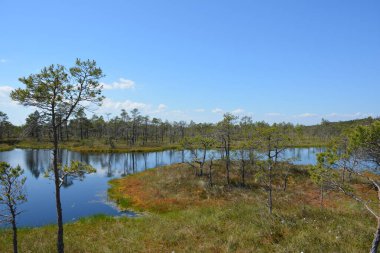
[{"left": 0, "top": 109, "right": 378, "bottom": 148}]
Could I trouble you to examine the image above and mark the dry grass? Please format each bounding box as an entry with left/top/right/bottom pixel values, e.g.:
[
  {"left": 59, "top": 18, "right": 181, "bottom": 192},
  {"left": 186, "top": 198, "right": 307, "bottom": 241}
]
[{"left": 0, "top": 162, "right": 377, "bottom": 252}]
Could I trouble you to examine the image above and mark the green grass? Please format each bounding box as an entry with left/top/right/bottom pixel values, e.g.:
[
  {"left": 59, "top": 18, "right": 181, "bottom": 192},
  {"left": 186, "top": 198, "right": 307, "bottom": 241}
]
[
  {"left": 11, "top": 139, "right": 182, "bottom": 153},
  {"left": 0, "top": 144, "right": 14, "bottom": 151},
  {"left": 1, "top": 162, "right": 377, "bottom": 252},
  {"left": 0, "top": 201, "right": 373, "bottom": 252},
  {"left": 3, "top": 137, "right": 329, "bottom": 154}
]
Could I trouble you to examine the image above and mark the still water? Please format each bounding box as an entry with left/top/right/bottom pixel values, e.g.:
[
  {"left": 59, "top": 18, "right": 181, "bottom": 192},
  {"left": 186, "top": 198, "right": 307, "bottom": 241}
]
[{"left": 0, "top": 147, "right": 323, "bottom": 227}]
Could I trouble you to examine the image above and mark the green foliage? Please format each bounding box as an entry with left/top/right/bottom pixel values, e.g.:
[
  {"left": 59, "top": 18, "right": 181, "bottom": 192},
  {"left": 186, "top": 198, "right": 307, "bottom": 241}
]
[
  {"left": 194, "top": 135, "right": 216, "bottom": 148},
  {"left": 253, "top": 123, "right": 292, "bottom": 154},
  {"left": 219, "top": 113, "right": 238, "bottom": 127},
  {"left": 44, "top": 161, "right": 96, "bottom": 187},
  {"left": 10, "top": 59, "right": 104, "bottom": 122},
  {"left": 180, "top": 137, "right": 196, "bottom": 149},
  {"left": 311, "top": 150, "right": 338, "bottom": 187},
  {"left": 62, "top": 161, "right": 96, "bottom": 175},
  {"left": 349, "top": 121, "right": 380, "bottom": 167},
  {"left": 0, "top": 111, "right": 11, "bottom": 140},
  {"left": 10, "top": 59, "right": 106, "bottom": 253},
  {"left": 0, "top": 162, "right": 27, "bottom": 216}
]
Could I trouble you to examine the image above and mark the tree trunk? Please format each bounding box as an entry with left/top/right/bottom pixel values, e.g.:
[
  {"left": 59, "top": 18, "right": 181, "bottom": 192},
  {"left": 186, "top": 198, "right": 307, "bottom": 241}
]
[
  {"left": 226, "top": 158, "right": 230, "bottom": 184},
  {"left": 209, "top": 164, "right": 213, "bottom": 186},
  {"left": 320, "top": 184, "right": 324, "bottom": 209},
  {"left": 10, "top": 207, "right": 18, "bottom": 253},
  {"left": 200, "top": 148, "right": 207, "bottom": 177},
  {"left": 267, "top": 148, "right": 273, "bottom": 215},
  {"left": 225, "top": 138, "right": 230, "bottom": 185},
  {"left": 241, "top": 161, "right": 245, "bottom": 186},
  {"left": 370, "top": 219, "right": 380, "bottom": 253},
  {"left": 268, "top": 163, "right": 273, "bottom": 214},
  {"left": 52, "top": 117, "right": 64, "bottom": 253},
  {"left": 80, "top": 124, "right": 83, "bottom": 140},
  {"left": 59, "top": 121, "right": 63, "bottom": 142},
  {"left": 283, "top": 174, "right": 288, "bottom": 191},
  {"left": 65, "top": 123, "right": 69, "bottom": 141}
]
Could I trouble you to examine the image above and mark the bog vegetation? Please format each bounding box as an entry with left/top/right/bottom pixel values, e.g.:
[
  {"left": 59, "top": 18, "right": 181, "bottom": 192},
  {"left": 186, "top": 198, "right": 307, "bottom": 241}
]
[{"left": 0, "top": 60, "right": 379, "bottom": 253}]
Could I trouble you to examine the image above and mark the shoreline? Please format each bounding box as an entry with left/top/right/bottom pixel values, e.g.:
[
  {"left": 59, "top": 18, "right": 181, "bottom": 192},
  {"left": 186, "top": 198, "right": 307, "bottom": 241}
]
[{"left": 0, "top": 140, "right": 327, "bottom": 153}]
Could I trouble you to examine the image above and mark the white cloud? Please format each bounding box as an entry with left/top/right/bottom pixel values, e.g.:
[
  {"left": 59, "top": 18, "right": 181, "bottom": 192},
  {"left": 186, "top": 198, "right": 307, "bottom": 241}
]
[
  {"left": 158, "top": 104, "right": 167, "bottom": 111},
  {"left": 265, "top": 112, "right": 282, "bottom": 117},
  {"left": 212, "top": 108, "right": 224, "bottom": 114},
  {"left": 0, "top": 86, "right": 16, "bottom": 104},
  {"left": 101, "top": 78, "right": 135, "bottom": 90},
  {"left": 170, "top": 110, "right": 184, "bottom": 114},
  {"left": 291, "top": 112, "right": 374, "bottom": 121},
  {"left": 0, "top": 85, "right": 14, "bottom": 94},
  {"left": 325, "top": 112, "right": 374, "bottom": 119},
  {"left": 99, "top": 98, "right": 148, "bottom": 112},
  {"left": 97, "top": 98, "right": 170, "bottom": 117},
  {"left": 231, "top": 108, "right": 244, "bottom": 115},
  {"left": 0, "top": 85, "right": 22, "bottom": 108},
  {"left": 0, "top": 59, "right": 6, "bottom": 63},
  {"left": 150, "top": 104, "right": 168, "bottom": 114},
  {"left": 294, "top": 113, "right": 318, "bottom": 118}
]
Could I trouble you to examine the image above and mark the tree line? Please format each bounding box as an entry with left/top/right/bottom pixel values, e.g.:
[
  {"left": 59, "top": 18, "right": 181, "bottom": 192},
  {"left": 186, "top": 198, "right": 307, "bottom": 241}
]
[{"left": 0, "top": 106, "right": 377, "bottom": 149}]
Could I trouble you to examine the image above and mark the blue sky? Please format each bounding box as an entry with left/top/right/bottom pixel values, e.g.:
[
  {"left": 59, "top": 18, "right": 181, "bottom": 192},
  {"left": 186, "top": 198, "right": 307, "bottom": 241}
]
[{"left": 0, "top": 0, "right": 379, "bottom": 125}]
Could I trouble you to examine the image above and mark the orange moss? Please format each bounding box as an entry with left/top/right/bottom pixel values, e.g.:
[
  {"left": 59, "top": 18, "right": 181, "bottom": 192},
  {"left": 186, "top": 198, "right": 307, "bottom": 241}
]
[
  {"left": 110, "top": 163, "right": 233, "bottom": 213},
  {"left": 110, "top": 161, "right": 379, "bottom": 217}
]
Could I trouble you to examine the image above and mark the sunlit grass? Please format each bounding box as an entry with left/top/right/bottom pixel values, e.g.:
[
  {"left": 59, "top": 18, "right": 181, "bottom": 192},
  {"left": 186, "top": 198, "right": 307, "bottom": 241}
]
[
  {"left": 7, "top": 137, "right": 329, "bottom": 153},
  {"left": 0, "top": 162, "right": 376, "bottom": 252},
  {"left": 13, "top": 139, "right": 181, "bottom": 153}
]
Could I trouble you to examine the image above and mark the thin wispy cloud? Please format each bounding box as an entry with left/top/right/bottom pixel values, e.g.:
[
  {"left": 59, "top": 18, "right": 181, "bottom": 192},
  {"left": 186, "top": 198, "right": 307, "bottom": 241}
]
[
  {"left": 97, "top": 98, "right": 170, "bottom": 116},
  {"left": 101, "top": 78, "right": 135, "bottom": 90},
  {"left": 212, "top": 108, "right": 246, "bottom": 116},
  {"left": 158, "top": 104, "right": 167, "bottom": 111},
  {"left": 265, "top": 112, "right": 282, "bottom": 117},
  {"left": 96, "top": 98, "right": 194, "bottom": 121},
  {"left": 170, "top": 110, "right": 184, "bottom": 114},
  {"left": 291, "top": 112, "right": 374, "bottom": 120},
  {"left": 231, "top": 108, "right": 245, "bottom": 115},
  {"left": 212, "top": 108, "right": 224, "bottom": 114},
  {"left": 99, "top": 98, "right": 147, "bottom": 112},
  {"left": 326, "top": 112, "right": 374, "bottom": 119},
  {"left": 0, "top": 85, "right": 23, "bottom": 108},
  {"left": 0, "top": 59, "right": 6, "bottom": 63},
  {"left": 0, "top": 85, "right": 14, "bottom": 96},
  {"left": 150, "top": 104, "right": 168, "bottom": 114},
  {"left": 261, "top": 111, "right": 376, "bottom": 125},
  {"left": 194, "top": 108, "right": 205, "bottom": 112},
  {"left": 294, "top": 113, "right": 318, "bottom": 118}
]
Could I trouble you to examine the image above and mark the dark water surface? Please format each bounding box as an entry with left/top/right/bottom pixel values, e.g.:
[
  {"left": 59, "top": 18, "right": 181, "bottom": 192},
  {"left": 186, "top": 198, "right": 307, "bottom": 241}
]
[{"left": 0, "top": 147, "right": 323, "bottom": 227}]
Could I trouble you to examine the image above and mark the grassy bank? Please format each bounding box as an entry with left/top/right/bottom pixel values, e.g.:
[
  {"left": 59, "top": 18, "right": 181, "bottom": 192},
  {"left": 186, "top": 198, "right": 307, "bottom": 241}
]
[
  {"left": 2, "top": 138, "right": 327, "bottom": 154},
  {"left": 10, "top": 140, "right": 181, "bottom": 153},
  {"left": 0, "top": 144, "right": 13, "bottom": 151},
  {"left": 1, "top": 162, "right": 376, "bottom": 252}
]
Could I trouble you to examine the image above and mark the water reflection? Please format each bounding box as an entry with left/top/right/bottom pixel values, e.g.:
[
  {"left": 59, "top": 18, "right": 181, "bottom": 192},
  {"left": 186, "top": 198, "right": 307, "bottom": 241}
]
[{"left": 0, "top": 147, "right": 323, "bottom": 227}]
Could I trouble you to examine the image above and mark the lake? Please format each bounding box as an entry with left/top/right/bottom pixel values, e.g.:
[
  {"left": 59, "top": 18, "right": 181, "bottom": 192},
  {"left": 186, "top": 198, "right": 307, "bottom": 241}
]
[{"left": 0, "top": 147, "right": 324, "bottom": 227}]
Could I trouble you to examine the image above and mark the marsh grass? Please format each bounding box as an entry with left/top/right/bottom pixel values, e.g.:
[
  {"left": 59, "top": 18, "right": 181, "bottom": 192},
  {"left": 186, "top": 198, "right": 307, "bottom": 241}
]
[
  {"left": 12, "top": 140, "right": 181, "bottom": 153},
  {"left": 7, "top": 138, "right": 327, "bottom": 153},
  {"left": 0, "top": 162, "right": 376, "bottom": 252},
  {"left": 0, "top": 144, "right": 13, "bottom": 151}
]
